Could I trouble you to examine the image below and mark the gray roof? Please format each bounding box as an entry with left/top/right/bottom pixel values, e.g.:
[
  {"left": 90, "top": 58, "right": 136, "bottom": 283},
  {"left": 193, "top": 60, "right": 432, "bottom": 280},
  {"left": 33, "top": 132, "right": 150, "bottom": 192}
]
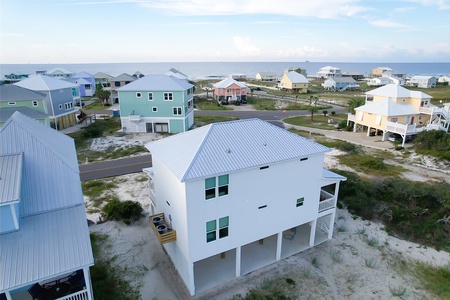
[
  {"left": 0, "top": 85, "right": 46, "bottom": 101},
  {"left": 366, "top": 84, "right": 432, "bottom": 99},
  {"left": 322, "top": 169, "right": 347, "bottom": 181},
  {"left": 14, "top": 75, "right": 78, "bottom": 91},
  {"left": 284, "top": 71, "right": 308, "bottom": 83},
  {"left": 326, "top": 77, "right": 357, "bottom": 83},
  {"left": 213, "top": 78, "right": 247, "bottom": 89},
  {"left": 0, "top": 153, "right": 23, "bottom": 205},
  {"left": 118, "top": 74, "right": 193, "bottom": 91},
  {"left": 112, "top": 73, "right": 136, "bottom": 82},
  {"left": 0, "top": 205, "right": 94, "bottom": 291},
  {"left": 356, "top": 98, "right": 419, "bottom": 116},
  {"left": 46, "top": 67, "right": 74, "bottom": 75},
  {"left": 0, "top": 107, "right": 49, "bottom": 123},
  {"left": 94, "top": 72, "right": 114, "bottom": 80},
  {"left": 146, "top": 118, "right": 330, "bottom": 182},
  {"left": 72, "top": 71, "right": 94, "bottom": 79}
]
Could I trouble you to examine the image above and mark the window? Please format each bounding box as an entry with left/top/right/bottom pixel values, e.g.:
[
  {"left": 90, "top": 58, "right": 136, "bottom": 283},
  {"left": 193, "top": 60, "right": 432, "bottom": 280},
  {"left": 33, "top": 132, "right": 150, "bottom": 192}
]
[
  {"left": 152, "top": 106, "right": 158, "bottom": 112},
  {"left": 206, "top": 217, "right": 229, "bottom": 243},
  {"left": 206, "top": 220, "right": 216, "bottom": 242},
  {"left": 218, "top": 175, "right": 229, "bottom": 196},
  {"left": 205, "top": 177, "right": 216, "bottom": 200},
  {"left": 173, "top": 107, "right": 182, "bottom": 116},
  {"left": 114, "top": 82, "right": 120, "bottom": 87},
  {"left": 164, "top": 92, "right": 173, "bottom": 101},
  {"left": 188, "top": 99, "right": 192, "bottom": 108},
  {"left": 32, "top": 101, "right": 38, "bottom": 107},
  {"left": 148, "top": 92, "right": 153, "bottom": 101},
  {"left": 136, "top": 92, "right": 142, "bottom": 98},
  {"left": 8, "top": 102, "right": 16, "bottom": 105},
  {"left": 64, "top": 102, "right": 73, "bottom": 110},
  {"left": 85, "top": 84, "right": 91, "bottom": 89},
  {"left": 59, "top": 104, "right": 63, "bottom": 110},
  {"left": 296, "top": 197, "right": 304, "bottom": 207}
]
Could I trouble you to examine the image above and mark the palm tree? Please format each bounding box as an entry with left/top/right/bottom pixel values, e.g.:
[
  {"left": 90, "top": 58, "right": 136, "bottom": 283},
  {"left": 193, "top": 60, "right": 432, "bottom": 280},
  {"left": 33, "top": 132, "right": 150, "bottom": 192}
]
[
  {"left": 97, "top": 89, "right": 111, "bottom": 106},
  {"left": 308, "top": 106, "right": 319, "bottom": 121},
  {"left": 347, "top": 98, "right": 365, "bottom": 114},
  {"left": 309, "top": 95, "right": 318, "bottom": 106}
]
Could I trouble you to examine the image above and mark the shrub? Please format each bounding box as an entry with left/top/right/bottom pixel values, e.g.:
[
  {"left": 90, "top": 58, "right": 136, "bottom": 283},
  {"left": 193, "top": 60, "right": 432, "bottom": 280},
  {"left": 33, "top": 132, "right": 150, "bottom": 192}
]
[
  {"left": 322, "top": 110, "right": 328, "bottom": 116},
  {"left": 337, "top": 120, "right": 348, "bottom": 130},
  {"left": 331, "top": 111, "right": 336, "bottom": 115},
  {"left": 82, "top": 125, "right": 103, "bottom": 139},
  {"left": 102, "top": 200, "right": 143, "bottom": 225}
]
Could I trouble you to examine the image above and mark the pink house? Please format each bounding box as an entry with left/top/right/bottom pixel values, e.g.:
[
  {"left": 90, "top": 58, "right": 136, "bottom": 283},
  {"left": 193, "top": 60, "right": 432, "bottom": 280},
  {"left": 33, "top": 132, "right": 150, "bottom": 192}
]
[{"left": 213, "top": 78, "right": 249, "bottom": 105}]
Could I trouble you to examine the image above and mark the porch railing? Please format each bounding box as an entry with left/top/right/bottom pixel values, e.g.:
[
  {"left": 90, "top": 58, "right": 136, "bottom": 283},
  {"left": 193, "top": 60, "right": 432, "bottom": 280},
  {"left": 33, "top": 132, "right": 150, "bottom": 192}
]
[
  {"left": 319, "top": 190, "right": 336, "bottom": 213},
  {"left": 56, "top": 289, "right": 90, "bottom": 300},
  {"left": 347, "top": 113, "right": 355, "bottom": 122}
]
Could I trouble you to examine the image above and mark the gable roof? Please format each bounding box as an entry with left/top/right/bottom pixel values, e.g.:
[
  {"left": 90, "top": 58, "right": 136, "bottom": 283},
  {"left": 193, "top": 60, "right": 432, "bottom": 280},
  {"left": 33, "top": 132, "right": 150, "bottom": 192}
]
[
  {"left": 94, "top": 72, "right": 114, "bottom": 80},
  {"left": 46, "top": 67, "right": 74, "bottom": 75},
  {"left": 411, "top": 75, "right": 436, "bottom": 80},
  {"left": 283, "top": 71, "right": 308, "bottom": 83},
  {"left": 14, "top": 74, "right": 78, "bottom": 91},
  {"left": 146, "top": 118, "right": 329, "bottom": 182},
  {"left": 0, "top": 153, "right": 23, "bottom": 205},
  {"left": 74, "top": 78, "right": 91, "bottom": 85},
  {"left": 0, "top": 107, "right": 49, "bottom": 123},
  {"left": 112, "top": 73, "right": 136, "bottom": 82},
  {"left": 356, "top": 98, "right": 419, "bottom": 116},
  {"left": 117, "top": 74, "right": 193, "bottom": 91},
  {"left": 165, "top": 68, "right": 189, "bottom": 80},
  {"left": 213, "top": 78, "right": 248, "bottom": 89},
  {"left": 326, "top": 77, "right": 357, "bottom": 83},
  {"left": 0, "top": 85, "right": 46, "bottom": 101},
  {"left": 366, "top": 84, "right": 432, "bottom": 99},
  {"left": 72, "top": 71, "right": 94, "bottom": 79}
]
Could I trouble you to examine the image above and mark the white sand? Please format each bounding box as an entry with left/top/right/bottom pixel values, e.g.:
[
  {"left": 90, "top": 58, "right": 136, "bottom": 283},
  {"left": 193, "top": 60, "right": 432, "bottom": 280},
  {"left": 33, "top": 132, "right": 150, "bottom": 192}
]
[{"left": 84, "top": 134, "right": 450, "bottom": 300}]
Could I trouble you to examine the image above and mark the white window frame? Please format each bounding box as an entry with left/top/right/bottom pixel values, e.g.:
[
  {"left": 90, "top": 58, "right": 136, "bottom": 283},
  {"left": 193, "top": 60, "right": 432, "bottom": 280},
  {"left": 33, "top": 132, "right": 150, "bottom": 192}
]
[
  {"left": 32, "top": 100, "right": 38, "bottom": 107},
  {"left": 136, "top": 92, "right": 142, "bottom": 98},
  {"left": 8, "top": 102, "right": 16, "bottom": 105},
  {"left": 59, "top": 104, "right": 63, "bottom": 110},
  {"left": 148, "top": 92, "right": 153, "bottom": 101},
  {"left": 173, "top": 107, "right": 182, "bottom": 116},
  {"left": 164, "top": 92, "right": 173, "bottom": 101},
  {"left": 152, "top": 106, "right": 158, "bottom": 112}
]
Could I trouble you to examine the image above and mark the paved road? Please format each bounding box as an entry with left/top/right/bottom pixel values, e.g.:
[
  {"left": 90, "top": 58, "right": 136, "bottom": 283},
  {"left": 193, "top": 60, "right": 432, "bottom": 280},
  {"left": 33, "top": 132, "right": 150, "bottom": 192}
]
[{"left": 79, "top": 155, "right": 152, "bottom": 181}]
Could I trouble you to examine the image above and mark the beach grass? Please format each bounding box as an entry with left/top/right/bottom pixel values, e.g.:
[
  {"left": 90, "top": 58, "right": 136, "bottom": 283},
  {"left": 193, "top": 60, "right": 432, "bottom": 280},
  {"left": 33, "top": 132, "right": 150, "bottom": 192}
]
[{"left": 284, "top": 114, "right": 347, "bottom": 130}]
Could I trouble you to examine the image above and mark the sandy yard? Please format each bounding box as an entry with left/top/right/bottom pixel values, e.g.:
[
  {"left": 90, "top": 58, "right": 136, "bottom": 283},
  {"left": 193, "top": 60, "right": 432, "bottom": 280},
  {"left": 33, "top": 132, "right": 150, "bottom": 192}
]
[{"left": 84, "top": 128, "right": 450, "bottom": 300}]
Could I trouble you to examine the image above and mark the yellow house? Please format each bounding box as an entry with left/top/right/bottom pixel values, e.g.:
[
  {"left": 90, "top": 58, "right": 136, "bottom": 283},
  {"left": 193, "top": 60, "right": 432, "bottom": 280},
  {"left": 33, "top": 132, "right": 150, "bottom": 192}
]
[
  {"left": 278, "top": 71, "right": 309, "bottom": 93},
  {"left": 347, "top": 84, "right": 449, "bottom": 146}
]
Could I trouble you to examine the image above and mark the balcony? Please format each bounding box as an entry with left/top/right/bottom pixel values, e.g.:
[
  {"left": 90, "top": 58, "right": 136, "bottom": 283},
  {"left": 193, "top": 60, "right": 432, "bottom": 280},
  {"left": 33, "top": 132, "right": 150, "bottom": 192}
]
[
  {"left": 347, "top": 113, "right": 356, "bottom": 122},
  {"left": 149, "top": 213, "right": 176, "bottom": 244},
  {"left": 318, "top": 189, "right": 336, "bottom": 213},
  {"left": 129, "top": 114, "right": 141, "bottom": 122}
]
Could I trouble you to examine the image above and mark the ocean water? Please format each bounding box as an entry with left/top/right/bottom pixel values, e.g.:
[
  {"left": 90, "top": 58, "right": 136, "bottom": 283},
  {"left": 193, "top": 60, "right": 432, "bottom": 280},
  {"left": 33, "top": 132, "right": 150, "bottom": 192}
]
[{"left": 1, "top": 62, "right": 449, "bottom": 80}]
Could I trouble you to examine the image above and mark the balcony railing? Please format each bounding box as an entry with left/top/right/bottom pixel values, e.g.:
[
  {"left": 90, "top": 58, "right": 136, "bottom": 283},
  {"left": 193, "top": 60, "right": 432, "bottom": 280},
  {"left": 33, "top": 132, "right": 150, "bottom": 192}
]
[
  {"left": 347, "top": 113, "right": 356, "bottom": 122},
  {"left": 129, "top": 114, "right": 141, "bottom": 122},
  {"left": 318, "top": 190, "right": 335, "bottom": 213},
  {"left": 150, "top": 213, "right": 176, "bottom": 244},
  {"left": 56, "top": 289, "right": 90, "bottom": 300}
]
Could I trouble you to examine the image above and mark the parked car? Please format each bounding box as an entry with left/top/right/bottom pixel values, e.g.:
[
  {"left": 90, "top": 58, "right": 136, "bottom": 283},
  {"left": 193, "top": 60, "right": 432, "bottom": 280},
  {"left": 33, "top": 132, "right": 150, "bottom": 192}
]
[{"left": 388, "top": 133, "right": 413, "bottom": 143}]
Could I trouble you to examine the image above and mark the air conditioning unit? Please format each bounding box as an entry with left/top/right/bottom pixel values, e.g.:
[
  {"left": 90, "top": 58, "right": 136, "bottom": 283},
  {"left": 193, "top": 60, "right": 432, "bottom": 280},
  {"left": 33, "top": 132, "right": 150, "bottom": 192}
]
[{"left": 157, "top": 224, "right": 168, "bottom": 234}]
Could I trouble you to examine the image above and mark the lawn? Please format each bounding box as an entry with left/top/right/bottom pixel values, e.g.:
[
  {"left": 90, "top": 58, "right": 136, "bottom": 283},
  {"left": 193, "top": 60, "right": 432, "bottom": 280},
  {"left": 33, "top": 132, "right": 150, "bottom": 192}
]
[
  {"left": 194, "top": 115, "right": 238, "bottom": 127},
  {"left": 194, "top": 97, "right": 232, "bottom": 110},
  {"left": 284, "top": 113, "right": 347, "bottom": 130}
]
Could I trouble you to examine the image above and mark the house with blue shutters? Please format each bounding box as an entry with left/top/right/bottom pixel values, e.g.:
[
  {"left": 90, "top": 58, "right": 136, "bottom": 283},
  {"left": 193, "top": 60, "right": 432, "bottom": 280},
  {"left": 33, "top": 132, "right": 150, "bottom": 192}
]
[
  {"left": 118, "top": 74, "right": 194, "bottom": 133},
  {"left": 144, "top": 118, "right": 346, "bottom": 295},
  {"left": 0, "top": 112, "right": 94, "bottom": 300},
  {"left": 14, "top": 75, "right": 80, "bottom": 130},
  {"left": 72, "top": 72, "right": 96, "bottom": 97}
]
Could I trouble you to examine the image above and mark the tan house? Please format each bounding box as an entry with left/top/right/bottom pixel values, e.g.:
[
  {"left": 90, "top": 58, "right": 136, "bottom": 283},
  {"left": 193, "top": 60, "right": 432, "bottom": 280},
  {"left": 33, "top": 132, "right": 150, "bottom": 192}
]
[
  {"left": 110, "top": 73, "right": 136, "bottom": 103},
  {"left": 371, "top": 67, "right": 393, "bottom": 77},
  {"left": 278, "top": 71, "right": 309, "bottom": 93},
  {"left": 347, "top": 84, "right": 449, "bottom": 146}
]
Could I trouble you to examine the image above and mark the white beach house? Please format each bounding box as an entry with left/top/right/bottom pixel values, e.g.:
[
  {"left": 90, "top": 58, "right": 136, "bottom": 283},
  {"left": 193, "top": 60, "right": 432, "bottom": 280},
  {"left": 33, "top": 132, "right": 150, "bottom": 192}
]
[{"left": 144, "top": 118, "right": 346, "bottom": 296}]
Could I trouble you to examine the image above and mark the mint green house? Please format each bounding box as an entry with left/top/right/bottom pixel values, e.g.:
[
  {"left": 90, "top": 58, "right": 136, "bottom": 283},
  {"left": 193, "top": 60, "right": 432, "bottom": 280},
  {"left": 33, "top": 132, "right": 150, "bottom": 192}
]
[{"left": 118, "top": 74, "right": 194, "bottom": 133}]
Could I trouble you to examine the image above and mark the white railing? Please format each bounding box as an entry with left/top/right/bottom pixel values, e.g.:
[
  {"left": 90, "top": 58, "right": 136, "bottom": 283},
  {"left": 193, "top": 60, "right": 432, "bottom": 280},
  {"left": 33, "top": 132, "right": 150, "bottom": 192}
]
[
  {"left": 56, "top": 290, "right": 90, "bottom": 300},
  {"left": 319, "top": 190, "right": 335, "bottom": 213},
  {"left": 385, "top": 121, "right": 407, "bottom": 134},
  {"left": 129, "top": 114, "right": 141, "bottom": 122},
  {"left": 419, "top": 107, "right": 433, "bottom": 114},
  {"left": 347, "top": 113, "right": 356, "bottom": 122}
]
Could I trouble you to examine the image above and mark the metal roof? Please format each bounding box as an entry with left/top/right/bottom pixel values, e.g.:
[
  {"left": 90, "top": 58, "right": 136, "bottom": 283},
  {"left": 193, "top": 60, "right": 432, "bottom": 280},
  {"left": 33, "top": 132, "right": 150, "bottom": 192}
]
[
  {"left": 0, "top": 153, "right": 23, "bottom": 205},
  {"left": 117, "top": 74, "right": 193, "bottom": 91},
  {"left": 46, "top": 68, "right": 74, "bottom": 75},
  {"left": 72, "top": 71, "right": 94, "bottom": 79},
  {"left": 213, "top": 78, "right": 247, "bottom": 89},
  {"left": 366, "top": 84, "right": 432, "bottom": 99},
  {"left": 112, "top": 73, "right": 136, "bottom": 82},
  {"left": 0, "top": 85, "right": 46, "bottom": 101},
  {"left": 94, "top": 72, "right": 114, "bottom": 80},
  {"left": 326, "top": 77, "right": 357, "bottom": 83},
  {"left": 356, "top": 98, "right": 419, "bottom": 116},
  {"left": 146, "top": 118, "right": 330, "bottom": 182},
  {"left": 14, "top": 75, "right": 78, "bottom": 91},
  {"left": 0, "top": 205, "right": 94, "bottom": 291},
  {"left": 283, "top": 71, "right": 309, "bottom": 83},
  {"left": 0, "top": 107, "right": 49, "bottom": 123},
  {"left": 322, "top": 169, "right": 347, "bottom": 181},
  {"left": 1, "top": 112, "right": 81, "bottom": 216}
]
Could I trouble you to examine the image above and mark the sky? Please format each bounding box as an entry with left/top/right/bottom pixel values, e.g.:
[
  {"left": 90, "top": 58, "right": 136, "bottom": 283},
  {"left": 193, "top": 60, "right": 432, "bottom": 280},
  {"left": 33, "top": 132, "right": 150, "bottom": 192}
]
[{"left": 1, "top": 0, "right": 450, "bottom": 63}]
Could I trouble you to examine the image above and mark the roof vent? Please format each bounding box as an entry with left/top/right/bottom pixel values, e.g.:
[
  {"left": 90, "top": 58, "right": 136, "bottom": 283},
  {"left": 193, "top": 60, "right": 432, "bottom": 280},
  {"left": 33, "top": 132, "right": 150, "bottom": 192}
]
[{"left": 226, "top": 148, "right": 231, "bottom": 154}]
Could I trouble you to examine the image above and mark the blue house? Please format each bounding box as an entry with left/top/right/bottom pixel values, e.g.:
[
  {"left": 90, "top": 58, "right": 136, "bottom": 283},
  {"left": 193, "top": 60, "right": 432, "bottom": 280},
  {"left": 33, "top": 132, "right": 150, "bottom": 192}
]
[
  {"left": 118, "top": 74, "right": 194, "bottom": 133},
  {"left": 72, "top": 71, "right": 96, "bottom": 97},
  {"left": 0, "top": 112, "right": 94, "bottom": 300},
  {"left": 322, "top": 77, "right": 360, "bottom": 91},
  {"left": 14, "top": 75, "right": 80, "bottom": 130}
]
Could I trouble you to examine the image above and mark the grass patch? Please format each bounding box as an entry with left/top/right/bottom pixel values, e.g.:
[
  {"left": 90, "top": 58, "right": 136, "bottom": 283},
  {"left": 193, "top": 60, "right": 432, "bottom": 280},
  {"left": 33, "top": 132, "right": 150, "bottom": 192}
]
[
  {"left": 82, "top": 179, "right": 118, "bottom": 198},
  {"left": 193, "top": 97, "right": 232, "bottom": 110},
  {"left": 337, "top": 152, "right": 406, "bottom": 176},
  {"left": 90, "top": 233, "right": 140, "bottom": 300},
  {"left": 194, "top": 115, "right": 238, "bottom": 127},
  {"left": 102, "top": 199, "right": 143, "bottom": 225},
  {"left": 318, "top": 139, "right": 358, "bottom": 152},
  {"left": 413, "top": 261, "right": 450, "bottom": 298}
]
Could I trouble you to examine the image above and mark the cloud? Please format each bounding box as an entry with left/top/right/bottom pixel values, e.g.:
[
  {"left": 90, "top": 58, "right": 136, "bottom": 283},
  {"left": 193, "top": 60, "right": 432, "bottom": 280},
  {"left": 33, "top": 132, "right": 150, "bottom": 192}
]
[
  {"left": 232, "top": 36, "right": 261, "bottom": 56},
  {"left": 404, "top": 0, "right": 450, "bottom": 10},
  {"left": 369, "top": 20, "right": 410, "bottom": 28},
  {"left": 140, "top": 0, "right": 371, "bottom": 19},
  {"left": 0, "top": 32, "right": 25, "bottom": 37},
  {"left": 392, "top": 6, "right": 415, "bottom": 13}
]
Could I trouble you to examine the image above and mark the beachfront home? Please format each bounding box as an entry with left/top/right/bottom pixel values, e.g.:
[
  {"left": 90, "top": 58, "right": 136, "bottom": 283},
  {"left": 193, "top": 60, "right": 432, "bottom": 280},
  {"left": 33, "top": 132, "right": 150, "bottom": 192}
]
[
  {"left": 144, "top": 118, "right": 346, "bottom": 296},
  {"left": 165, "top": 68, "right": 189, "bottom": 81},
  {"left": 283, "top": 67, "right": 308, "bottom": 77},
  {"left": 0, "top": 85, "right": 50, "bottom": 126},
  {"left": 213, "top": 78, "right": 249, "bottom": 105},
  {"left": 255, "top": 72, "right": 278, "bottom": 82},
  {"left": 278, "top": 71, "right": 309, "bottom": 93},
  {"left": 322, "top": 77, "right": 359, "bottom": 91},
  {"left": 367, "top": 76, "right": 392, "bottom": 87},
  {"left": 342, "top": 72, "right": 364, "bottom": 81},
  {"left": 2, "top": 73, "right": 30, "bottom": 84},
  {"left": 229, "top": 74, "right": 247, "bottom": 81},
  {"left": 110, "top": 73, "right": 136, "bottom": 103},
  {"left": 95, "top": 72, "right": 114, "bottom": 87},
  {"left": 133, "top": 71, "right": 145, "bottom": 79},
  {"left": 14, "top": 75, "right": 80, "bottom": 130},
  {"left": 437, "top": 75, "right": 450, "bottom": 85},
  {"left": 118, "top": 74, "right": 194, "bottom": 133},
  {"left": 347, "top": 84, "right": 450, "bottom": 146},
  {"left": 72, "top": 72, "right": 96, "bottom": 97},
  {"left": 317, "top": 66, "right": 341, "bottom": 79},
  {"left": 0, "top": 112, "right": 94, "bottom": 300},
  {"left": 371, "top": 67, "right": 393, "bottom": 77},
  {"left": 407, "top": 76, "right": 437, "bottom": 88},
  {"left": 46, "top": 67, "right": 75, "bottom": 78}
]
